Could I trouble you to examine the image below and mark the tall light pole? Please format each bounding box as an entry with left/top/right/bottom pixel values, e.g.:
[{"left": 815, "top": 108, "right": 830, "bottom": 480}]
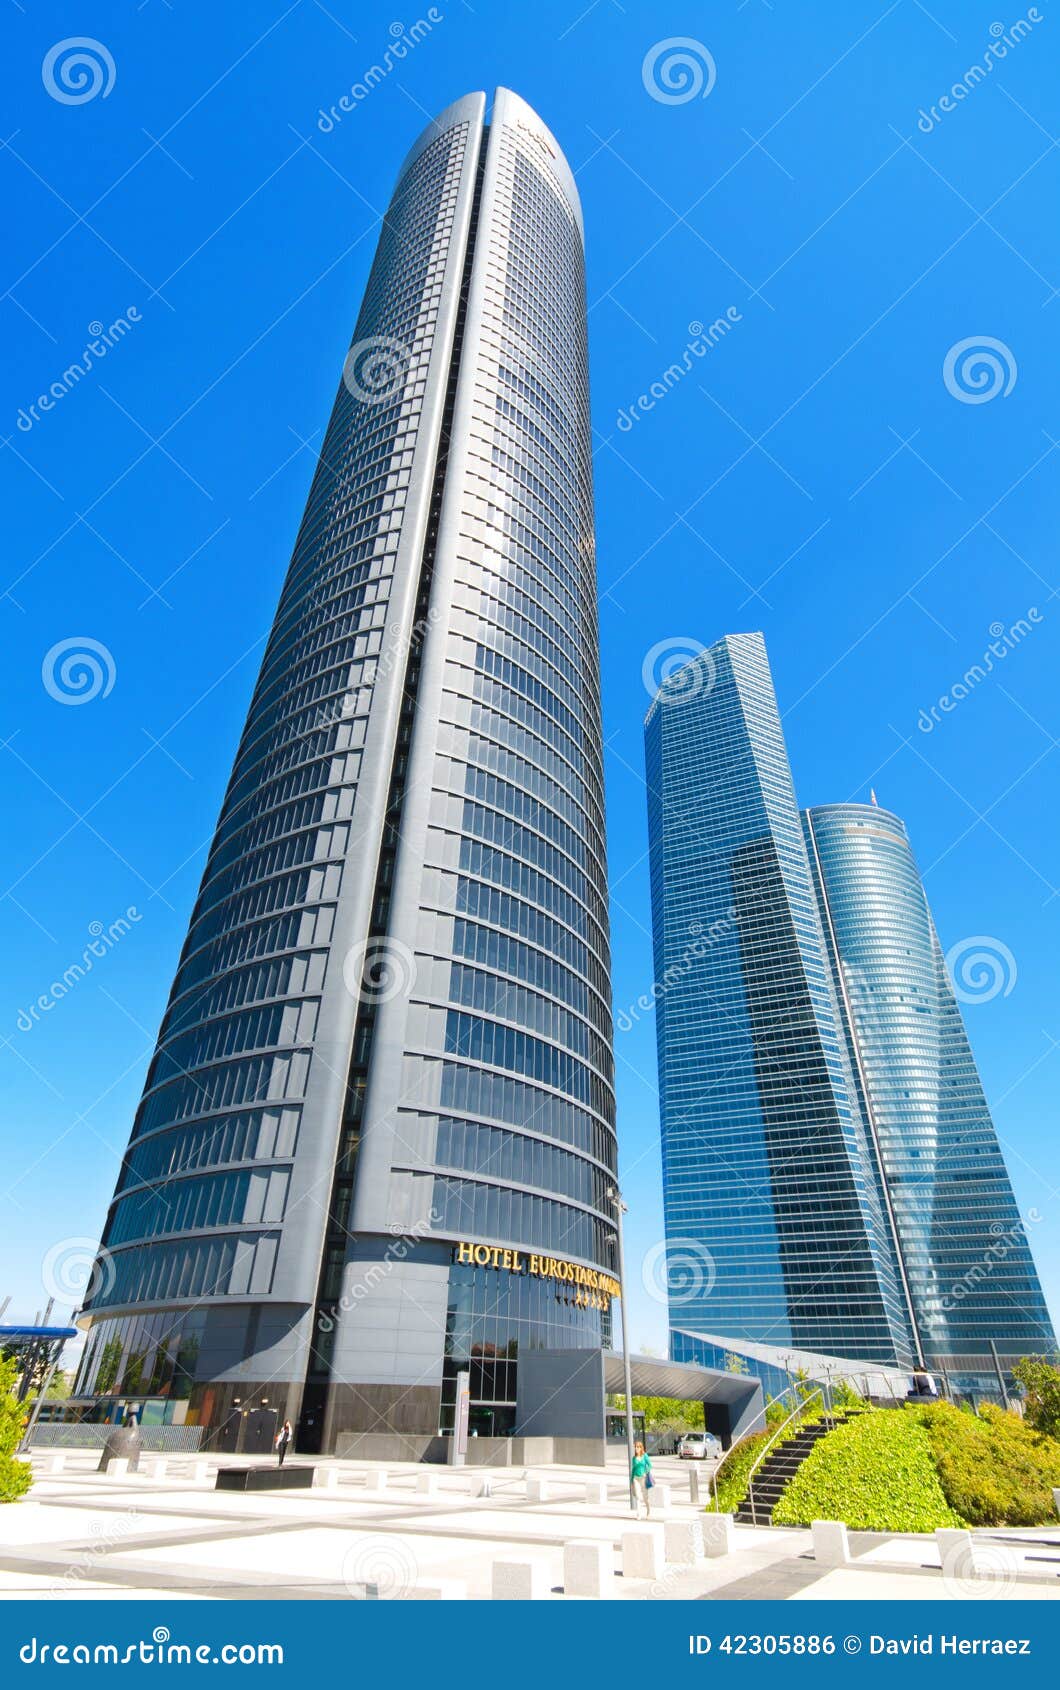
[{"left": 607, "top": 1187, "right": 637, "bottom": 1512}]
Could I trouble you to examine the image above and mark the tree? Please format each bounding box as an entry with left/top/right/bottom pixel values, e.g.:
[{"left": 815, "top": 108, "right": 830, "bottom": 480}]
[
  {"left": 1013, "top": 1356, "right": 1060, "bottom": 1440},
  {"left": 0, "top": 1358, "right": 32, "bottom": 1504},
  {"left": 611, "top": 1395, "right": 704, "bottom": 1433},
  {"left": 724, "top": 1351, "right": 750, "bottom": 1376}
]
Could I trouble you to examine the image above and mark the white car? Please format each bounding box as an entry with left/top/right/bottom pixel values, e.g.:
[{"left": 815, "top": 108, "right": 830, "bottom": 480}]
[{"left": 677, "top": 1431, "right": 720, "bottom": 1460}]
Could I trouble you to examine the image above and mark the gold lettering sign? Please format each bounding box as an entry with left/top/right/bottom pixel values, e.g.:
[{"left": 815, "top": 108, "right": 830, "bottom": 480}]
[{"left": 455, "top": 1240, "right": 619, "bottom": 1304}]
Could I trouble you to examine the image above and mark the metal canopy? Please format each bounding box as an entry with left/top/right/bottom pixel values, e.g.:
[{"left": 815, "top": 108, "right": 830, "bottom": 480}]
[
  {"left": 602, "top": 1350, "right": 757, "bottom": 1403},
  {"left": 0, "top": 1326, "right": 78, "bottom": 1341}
]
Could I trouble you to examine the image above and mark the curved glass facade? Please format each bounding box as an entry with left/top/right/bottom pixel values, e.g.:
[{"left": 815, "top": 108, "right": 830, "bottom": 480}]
[
  {"left": 804, "top": 804, "right": 1056, "bottom": 1388},
  {"left": 77, "top": 90, "right": 616, "bottom": 1451}
]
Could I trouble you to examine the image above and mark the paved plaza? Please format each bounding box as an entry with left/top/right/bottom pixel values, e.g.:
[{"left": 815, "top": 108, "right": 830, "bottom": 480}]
[{"left": 1, "top": 1450, "right": 1057, "bottom": 1602}]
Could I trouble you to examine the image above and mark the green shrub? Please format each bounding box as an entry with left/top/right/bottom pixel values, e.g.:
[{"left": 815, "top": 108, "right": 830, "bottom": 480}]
[
  {"left": 0, "top": 1359, "right": 32, "bottom": 1504},
  {"left": 1012, "top": 1356, "right": 1060, "bottom": 1441},
  {"left": 772, "top": 1408, "right": 964, "bottom": 1532},
  {"left": 921, "top": 1400, "right": 1060, "bottom": 1526},
  {"left": 706, "top": 1400, "right": 829, "bottom": 1514}
]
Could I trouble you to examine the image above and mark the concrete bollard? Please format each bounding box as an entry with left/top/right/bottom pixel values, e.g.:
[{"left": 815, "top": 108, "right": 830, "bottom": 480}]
[
  {"left": 583, "top": 1479, "right": 609, "bottom": 1505},
  {"left": 314, "top": 1465, "right": 341, "bottom": 1489},
  {"left": 412, "top": 1579, "right": 468, "bottom": 1600},
  {"left": 188, "top": 1459, "right": 210, "bottom": 1483},
  {"left": 650, "top": 1482, "right": 672, "bottom": 1513},
  {"left": 105, "top": 1458, "right": 129, "bottom": 1477},
  {"left": 811, "top": 1520, "right": 851, "bottom": 1566},
  {"left": 664, "top": 1519, "right": 704, "bottom": 1566},
  {"left": 471, "top": 1472, "right": 494, "bottom": 1498},
  {"left": 492, "top": 1559, "right": 548, "bottom": 1600},
  {"left": 142, "top": 1456, "right": 168, "bottom": 1481},
  {"left": 41, "top": 1453, "right": 67, "bottom": 1475},
  {"left": 936, "top": 1527, "right": 975, "bottom": 1578},
  {"left": 564, "top": 1538, "right": 614, "bottom": 1597},
  {"left": 363, "top": 1469, "right": 389, "bottom": 1492},
  {"left": 526, "top": 1476, "right": 550, "bottom": 1503},
  {"left": 415, "top": 1470, "right": 439, "bottom": 1497},
  {"left": 621, "top": 1527, "right": 664, "bottom": 1582},
  {"left": 701, "top": 1513, "right": 735, "bottom": 1557}
]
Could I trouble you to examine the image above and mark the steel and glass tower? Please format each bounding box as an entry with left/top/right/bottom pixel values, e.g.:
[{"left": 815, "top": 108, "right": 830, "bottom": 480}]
[
  {"left": 75, "top": 90, "right": 617, "bottom": 1452},
  {"left": 644, "top": 633, "right": 915, "bottom": 1366},
  {"left": 804, "top": 803, "right": 1055, "bottom": 1392}
]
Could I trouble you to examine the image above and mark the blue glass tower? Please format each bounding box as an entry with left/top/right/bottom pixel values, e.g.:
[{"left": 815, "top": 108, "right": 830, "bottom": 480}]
[
  {"left": 804, "top": 804, "right": 1056, "bottom": 1392},
  {"left": 644, "top": 633, "right": 915, "bottom": 1365}
]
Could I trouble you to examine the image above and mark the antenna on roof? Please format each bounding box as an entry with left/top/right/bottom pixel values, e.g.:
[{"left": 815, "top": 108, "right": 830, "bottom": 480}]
[{"left": 869, "top": 789, "right": 879, "bottom": 807}]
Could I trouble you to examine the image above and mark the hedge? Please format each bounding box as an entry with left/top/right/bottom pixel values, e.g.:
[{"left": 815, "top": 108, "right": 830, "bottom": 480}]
[
  {"left": 771, "top": 1408, "right": 965, "bottom": 1532},
  {"left": 920, "top": 1400, "right": 1060, "bottom": 1526},
  {"left": 0, "top": 1358, "right": 32, "bottom": 1504}
]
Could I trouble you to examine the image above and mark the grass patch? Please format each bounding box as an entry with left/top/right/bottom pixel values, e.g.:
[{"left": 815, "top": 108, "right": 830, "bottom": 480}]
[{"left": 772, "top": 1408, "right": 965, "bottom": 1532}]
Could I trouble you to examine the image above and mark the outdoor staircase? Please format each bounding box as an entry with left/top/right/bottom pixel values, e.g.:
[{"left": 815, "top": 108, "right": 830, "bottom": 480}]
[{"left": 735, "top": 1414, "right": 846, "bottom": 1526}]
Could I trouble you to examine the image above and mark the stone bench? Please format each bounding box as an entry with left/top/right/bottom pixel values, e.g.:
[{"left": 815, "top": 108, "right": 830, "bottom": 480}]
[
  {"left": 621, "top": 1526, "right": 665, "bottom": 1581},
  {"left": 812, "top": 1520, "right": 851, "bottom": 1565},
  {"left": 492, "top": 1558, "right": 549, "bottom": 1599},
  {"left": 701, "top": 1512, "right": 734, "bottom": 1557},
  {"left": 564, "top": 1538, "right": 613, "bottom": 1597}
]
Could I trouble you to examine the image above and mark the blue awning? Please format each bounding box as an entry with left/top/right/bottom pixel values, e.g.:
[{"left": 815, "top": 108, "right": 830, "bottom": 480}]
[{"left": 0, "top": 1326, "right": 79, "bottom": 1341}]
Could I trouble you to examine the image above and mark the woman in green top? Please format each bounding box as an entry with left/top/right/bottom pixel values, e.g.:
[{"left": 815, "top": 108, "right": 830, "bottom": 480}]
[{"left": 631, "top": 1440, "right": 653, "bottom": 1517}]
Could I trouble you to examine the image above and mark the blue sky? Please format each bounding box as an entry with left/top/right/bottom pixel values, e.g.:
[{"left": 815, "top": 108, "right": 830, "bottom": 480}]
[{"left": 2, "top": 0, "right": 1059, "bottom": 1362}]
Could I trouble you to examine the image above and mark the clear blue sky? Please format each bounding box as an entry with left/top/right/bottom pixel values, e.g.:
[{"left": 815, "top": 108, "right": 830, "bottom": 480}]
[{"left": 3, "top": 1, "right": 1058, "bottom": 1363}]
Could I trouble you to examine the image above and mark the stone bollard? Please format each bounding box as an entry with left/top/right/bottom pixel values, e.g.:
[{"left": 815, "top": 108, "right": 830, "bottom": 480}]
[
  {"left": 412, "top": 1579, "right": 468, "bottom": 1600},
  {"left": 188, "top": 1459, "right": 210, "bottom": 1483},
  {"left": 526, "top": 1476, "right": 550, "bottom": 1502},
  {"left": 105, "top": 1458, "right": 129, "bottom": 1477},
  {"left": 564, "top": 1538, "right": 614, "bottom": 1597},
  {"left": 471, "top": 1472, "right": 494, "bottom": 1498},
  {"left": 650, "top": 1482, "right": 671, "bottom": 1513},
  {"left": 811, "top": 1520, "right": 851, "bottom": 1566},
  {"left": 492, "top": 1559, "right": 548, "bottom": 1600},
  {"left": 142, "top": 1456, "right": 168, "bottom": 1481},
  {"left": 42, "top": 1453, "right": 67, "bottom": 1475},
  {"left": 314, "top": 1466, "right": 341, "bottom": 1489},
  {"left": 621, "top": 1527, "right": 664, "bottom": 1582},
  {"left": 936, "top": 1527, "right": 975, "bottom": 1578},
  {"left": 415, "top": 1470, "right": 438, "bottom": 1497},
  {"left": 363, "top": 1469, "right": 389, "bottom": 1492},
  {"left": 664, "top": 1519, "right": 704, "bottom": 1566},
  {"left": 583, "top": 1479, "right": 609, "bottom": 1505},
  {"left": 701, "top": 1513, "right": 735, "bottom": 1557}
]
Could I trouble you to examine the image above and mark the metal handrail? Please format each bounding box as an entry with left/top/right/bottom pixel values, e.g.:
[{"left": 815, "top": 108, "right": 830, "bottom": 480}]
[{"left": 710, "top": 1384, "right": 826, "bottom": 1525}]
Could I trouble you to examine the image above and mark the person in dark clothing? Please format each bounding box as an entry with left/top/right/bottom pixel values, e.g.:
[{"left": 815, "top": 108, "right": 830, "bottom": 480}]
[{"left": 275, "top": 1420, "right": 293, "bottom": 1467}]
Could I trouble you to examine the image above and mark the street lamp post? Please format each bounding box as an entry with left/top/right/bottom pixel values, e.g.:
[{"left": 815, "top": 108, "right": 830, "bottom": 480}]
[{"left": 607, "top": 1187, "right": 637, "bottom": 1513}]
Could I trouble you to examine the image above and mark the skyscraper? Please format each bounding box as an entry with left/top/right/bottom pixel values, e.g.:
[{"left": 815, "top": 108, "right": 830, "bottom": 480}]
[
  {"left": 804, "top": 803, "right": 1055, "bottom": 1392},
  {"left": 644, "top": 633, "right": 915, "bottom": 1366},
  {"left": 75, "top": 90, "right": 618, "bottom": 1453},
  {"left": 646, "top": 632, "right": 1054, "bottom": 1396}
]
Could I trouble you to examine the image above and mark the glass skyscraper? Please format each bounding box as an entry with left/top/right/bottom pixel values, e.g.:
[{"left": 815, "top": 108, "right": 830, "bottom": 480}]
[
  {"left": 647, "top": 632, "right": 1054, "bottom": 1396},
  {"left": 645, "top": 633, "right": 915, "bottom": 1366},
  {"left": 75, "top": 90, "right": 618, "bottom": 1452},
  {"left": 804, "top": 803, "right": 1055, "bottom": 1391}
]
